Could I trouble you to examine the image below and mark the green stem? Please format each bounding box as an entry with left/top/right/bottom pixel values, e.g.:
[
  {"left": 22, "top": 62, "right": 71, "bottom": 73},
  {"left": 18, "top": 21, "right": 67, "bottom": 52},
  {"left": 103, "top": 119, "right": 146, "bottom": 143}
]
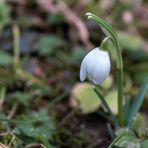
[
  {"left": 117, "top": 69, "right": 124, "bottom": 127},
  {"left": 112, "top": 39, "right": 124, "bottom": 127},
  {"left": 100, "top": 37, "right": 110, "bottom": 50},
  {"left": 115, "top": 40, "right": 124, "bottom": 127}
]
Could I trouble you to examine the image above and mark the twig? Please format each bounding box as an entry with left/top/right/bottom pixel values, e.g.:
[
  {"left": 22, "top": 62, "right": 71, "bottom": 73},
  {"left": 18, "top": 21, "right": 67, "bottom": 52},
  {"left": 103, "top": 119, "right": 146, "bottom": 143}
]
[{"left": 37, "top": 0, "right": 93, "bottom": 50}]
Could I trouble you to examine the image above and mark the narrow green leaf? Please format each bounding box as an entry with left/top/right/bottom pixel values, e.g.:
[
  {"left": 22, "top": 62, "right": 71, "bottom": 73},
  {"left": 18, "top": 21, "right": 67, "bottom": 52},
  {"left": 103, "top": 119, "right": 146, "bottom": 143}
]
[
  {"left": 123, "top": 96, "right": 130, "bottom": 119},
  {"left": 86, "top": 13, "right": 122, "bottom": 69},
  {"left": 107, "top": 123, "right": 115, "bottom": 139},
  {"left": 0, "top": 118, "right": 37, "bottom": 123},
  {"left": 87, "top": 13, "right": 117, "bottom": 40},
  {"left": 126, "top": 77, "right": 148, "bottom": 125},
  {"left": 108, "top": 129, "right": 129, "bottom": 148},
  {"left": 93, "top": 87, "right": 114, "bottom": 117},
  {"left": 114, "top": 130, "right": 137, "bottom": 147}
]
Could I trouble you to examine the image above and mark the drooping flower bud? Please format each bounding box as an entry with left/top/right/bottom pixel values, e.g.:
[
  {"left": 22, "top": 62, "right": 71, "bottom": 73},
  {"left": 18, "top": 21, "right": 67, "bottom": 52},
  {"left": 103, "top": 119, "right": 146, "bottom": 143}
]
[{"left": 80, "top": 47, "right": 111, "bottom": 84}]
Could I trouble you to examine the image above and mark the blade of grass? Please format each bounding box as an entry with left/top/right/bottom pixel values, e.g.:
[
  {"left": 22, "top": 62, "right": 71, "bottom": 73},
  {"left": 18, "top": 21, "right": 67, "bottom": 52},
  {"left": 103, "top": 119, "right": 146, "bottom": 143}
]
[
  {"left": 126, "top": 77, "right": 148, "bottom": 125},
  {"left": 107, "top": 123, "right": 115, "bottom": 139}
]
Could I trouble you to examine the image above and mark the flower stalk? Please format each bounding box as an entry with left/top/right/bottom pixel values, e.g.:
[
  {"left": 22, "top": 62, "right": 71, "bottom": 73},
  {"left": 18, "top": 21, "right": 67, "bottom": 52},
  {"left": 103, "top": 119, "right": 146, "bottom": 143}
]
[
  {"left": 100, "top": 37, "right": 110, "bottom": 50},
  {"left": 86, "top": 13, "right": 124, "bottom": 127}
]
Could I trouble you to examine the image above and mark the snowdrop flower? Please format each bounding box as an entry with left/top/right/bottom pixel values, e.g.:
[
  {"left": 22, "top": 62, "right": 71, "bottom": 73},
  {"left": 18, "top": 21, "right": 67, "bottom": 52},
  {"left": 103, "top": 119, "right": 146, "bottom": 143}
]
[{"left": 80, "top": 47, "right": 111, "bottom": 84}]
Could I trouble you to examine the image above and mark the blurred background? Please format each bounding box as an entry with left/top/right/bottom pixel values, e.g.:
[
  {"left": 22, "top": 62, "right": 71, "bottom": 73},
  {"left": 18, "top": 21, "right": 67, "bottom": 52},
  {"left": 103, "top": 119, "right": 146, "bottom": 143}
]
[{"left": 0, "top": 0, "right": 148, "bottom": 147}]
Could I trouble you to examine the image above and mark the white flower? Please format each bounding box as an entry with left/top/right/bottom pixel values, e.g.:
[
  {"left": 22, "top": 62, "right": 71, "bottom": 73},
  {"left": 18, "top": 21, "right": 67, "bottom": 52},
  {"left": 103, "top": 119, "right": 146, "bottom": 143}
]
[{"left": 80, "top": 47, "right": 111, "bottom": 84}]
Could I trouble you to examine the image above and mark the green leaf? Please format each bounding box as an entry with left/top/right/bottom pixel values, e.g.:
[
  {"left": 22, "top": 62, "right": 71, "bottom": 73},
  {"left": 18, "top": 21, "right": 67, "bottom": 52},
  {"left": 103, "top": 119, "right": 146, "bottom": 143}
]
[
  {"left": 0, "top": 0, "right": 11, "bottom": 30},
  {"left": 0, "top": 51, "right": 13, "bottom": 66},
  {"left": 16, "top": 122, "right": 35, "bottom": 137},
  {"left": 108, "top": 129, "right": 129, "bottom": 148},
  {"left": 142, "top": 140, "right": 148, "bottom": 148},
  {"left": 47, "top": 12, "right": 65, "bottom": 24},
  {"left": 126, "top": 77, "right": 148, "bottom": 125},
  {"left": 38, "top": 35, "right": 65, "bottom": 56},
  {"left": 7, "top": 91, "right": 31, "bottom": 106},
  {"left": 86, "top": 13, "right": 122, "bottom": 69},
  {"left": 71, "top": 47, "right": 86, "bottom": 63},
  {"left": 105, "top": 90, "right": 118, "bottom": 115},
  {"left": 71, "top": 83, "right": 101, "bottom": 114},
  {"left": 108, "top": 128, "right": 142, "bottom": 148},
  {"left": 86, "top": 13, "right": 117, "bottom": 40},
  {"left": 31, "top": 109, "right": 51, "bottom": 122},
  {"left": 15, "top": 109, "right": 55, "bottom": 141},
  {"left": 114, "top": 131, "right": 138, "bottom": 148},
  {"left": 124, "top": 96, "right": 130, "bottom": 118}
]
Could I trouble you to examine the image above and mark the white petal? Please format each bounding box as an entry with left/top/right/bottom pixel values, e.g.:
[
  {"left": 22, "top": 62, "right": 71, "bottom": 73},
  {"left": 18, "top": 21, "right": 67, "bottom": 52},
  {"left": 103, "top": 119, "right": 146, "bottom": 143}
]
[
  {"left": 80, "top": 48, "right": 99, "bottom": 81},
  {"left": 80, "top": 57, "right": 87, "bottom": 81},
  {"left": 84, "top": 48, "right": 101, "bottom": 74},
  {"left": 91, "top": 51, "right": 111, "bottom": 84}
]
